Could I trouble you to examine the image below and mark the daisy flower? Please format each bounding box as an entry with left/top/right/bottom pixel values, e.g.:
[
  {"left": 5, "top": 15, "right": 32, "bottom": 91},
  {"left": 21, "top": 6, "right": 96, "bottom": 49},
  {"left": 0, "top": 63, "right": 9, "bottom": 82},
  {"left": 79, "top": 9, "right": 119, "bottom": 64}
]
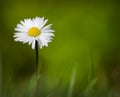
[{"left": 14, "top": 17, "right": 55, "bottom": 49}]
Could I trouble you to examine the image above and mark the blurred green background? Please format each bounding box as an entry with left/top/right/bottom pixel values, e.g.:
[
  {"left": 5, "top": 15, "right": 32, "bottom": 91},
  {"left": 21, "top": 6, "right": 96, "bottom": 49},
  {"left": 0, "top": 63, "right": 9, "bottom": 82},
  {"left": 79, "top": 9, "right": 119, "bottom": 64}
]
[{"left": 0, "top": 0, "right": 120, "bottom": 97}]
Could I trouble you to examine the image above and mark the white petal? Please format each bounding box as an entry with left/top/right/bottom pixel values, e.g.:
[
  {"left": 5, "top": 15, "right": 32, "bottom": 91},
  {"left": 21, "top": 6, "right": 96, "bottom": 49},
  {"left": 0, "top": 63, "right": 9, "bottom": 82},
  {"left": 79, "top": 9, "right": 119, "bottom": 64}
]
[
  {"left": 38, "top": 17, "right": 45, "bottom": 28},
  {"left": 39, "top": 36, "right": 49, "bottom": 46},
  {"left": 28, "top": 39, "right": 33, "bottom": 45},
  {"left": 32, "top": 17, "right": 42, "bottom": 27},
  {"left": 23, "top": 19, "right": 34, "bottom": 29},
  {"left": 42, "top": 29, "right": 55, "bottom": 33},
  {"left": 42, "top": 32, "right": 54, "bottom": 37},
  {"left": 38, "top": 39, "right": 43, "bottom": 49},
  {"left": 40, "top": 19, "right": 48, "bottom": 28},
  {"left": 42, "top": 24, "right": 52, "bottom": 30},
  {"left": 32, "top": 40, "right": 35, "bottom": 49}
]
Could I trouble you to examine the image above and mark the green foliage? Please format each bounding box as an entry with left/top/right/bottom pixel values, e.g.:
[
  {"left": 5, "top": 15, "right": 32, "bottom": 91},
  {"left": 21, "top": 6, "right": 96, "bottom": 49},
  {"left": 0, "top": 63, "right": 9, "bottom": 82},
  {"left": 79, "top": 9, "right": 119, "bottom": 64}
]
[{"left": 0, "top": 0, "right": 120, "bottom": 97}]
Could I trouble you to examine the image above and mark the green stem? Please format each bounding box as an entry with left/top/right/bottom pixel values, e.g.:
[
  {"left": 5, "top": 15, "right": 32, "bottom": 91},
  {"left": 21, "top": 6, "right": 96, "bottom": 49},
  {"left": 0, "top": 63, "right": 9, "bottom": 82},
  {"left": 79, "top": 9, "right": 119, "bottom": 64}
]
[
  {"left": 35, "top": 41, "right": 39, "bottom": 76},
  {"left": 35, "top": 41, "right": 39, "bottom": 97}
]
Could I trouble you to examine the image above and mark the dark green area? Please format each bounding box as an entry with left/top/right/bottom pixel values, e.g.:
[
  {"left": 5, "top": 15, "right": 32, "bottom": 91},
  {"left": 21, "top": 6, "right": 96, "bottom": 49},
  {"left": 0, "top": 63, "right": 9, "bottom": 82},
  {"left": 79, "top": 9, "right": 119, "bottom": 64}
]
[{"left": 0, "top": 0, "right": 120, "bottom": 97}]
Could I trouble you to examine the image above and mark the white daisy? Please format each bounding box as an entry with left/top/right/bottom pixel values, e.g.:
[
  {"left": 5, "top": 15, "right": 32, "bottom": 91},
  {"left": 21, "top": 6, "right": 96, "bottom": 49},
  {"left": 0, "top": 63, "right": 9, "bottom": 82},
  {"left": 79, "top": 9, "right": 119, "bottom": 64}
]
[{"left": 14, "top": 17, "right": 55, "bottom": 49}]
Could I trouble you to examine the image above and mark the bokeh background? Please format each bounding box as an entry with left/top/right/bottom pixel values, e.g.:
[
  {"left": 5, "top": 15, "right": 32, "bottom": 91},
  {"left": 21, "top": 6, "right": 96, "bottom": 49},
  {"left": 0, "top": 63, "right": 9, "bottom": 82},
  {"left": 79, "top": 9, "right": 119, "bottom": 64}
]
[{"left": 0, "top": 0, "right": 120, "bottom": 97}]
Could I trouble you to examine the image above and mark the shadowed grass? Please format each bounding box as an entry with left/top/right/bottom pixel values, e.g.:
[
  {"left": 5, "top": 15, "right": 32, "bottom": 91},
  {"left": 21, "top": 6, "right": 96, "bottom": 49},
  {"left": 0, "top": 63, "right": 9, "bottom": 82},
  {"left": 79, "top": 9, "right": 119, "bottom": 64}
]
[{"left": 0, "top": 51, "right": 2, "bottom": 97}]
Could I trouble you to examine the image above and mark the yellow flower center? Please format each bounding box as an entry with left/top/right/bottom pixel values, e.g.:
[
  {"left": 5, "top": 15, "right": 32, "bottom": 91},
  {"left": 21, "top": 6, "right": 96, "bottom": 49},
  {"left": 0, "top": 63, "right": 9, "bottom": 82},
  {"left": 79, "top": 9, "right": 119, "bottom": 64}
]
[{"left": 28, "top": 27, "right": 41, "bottom": 37}]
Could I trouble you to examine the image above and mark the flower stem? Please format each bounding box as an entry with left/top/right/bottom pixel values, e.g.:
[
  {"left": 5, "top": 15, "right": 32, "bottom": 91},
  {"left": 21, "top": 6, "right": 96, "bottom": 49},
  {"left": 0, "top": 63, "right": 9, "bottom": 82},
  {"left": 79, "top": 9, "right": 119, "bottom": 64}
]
[
  {"left": 35, "top": 41, "right": 39, "bottom": 97},
  {"left": 35, "top": 41, "right": 39, "bottom": 76}
]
